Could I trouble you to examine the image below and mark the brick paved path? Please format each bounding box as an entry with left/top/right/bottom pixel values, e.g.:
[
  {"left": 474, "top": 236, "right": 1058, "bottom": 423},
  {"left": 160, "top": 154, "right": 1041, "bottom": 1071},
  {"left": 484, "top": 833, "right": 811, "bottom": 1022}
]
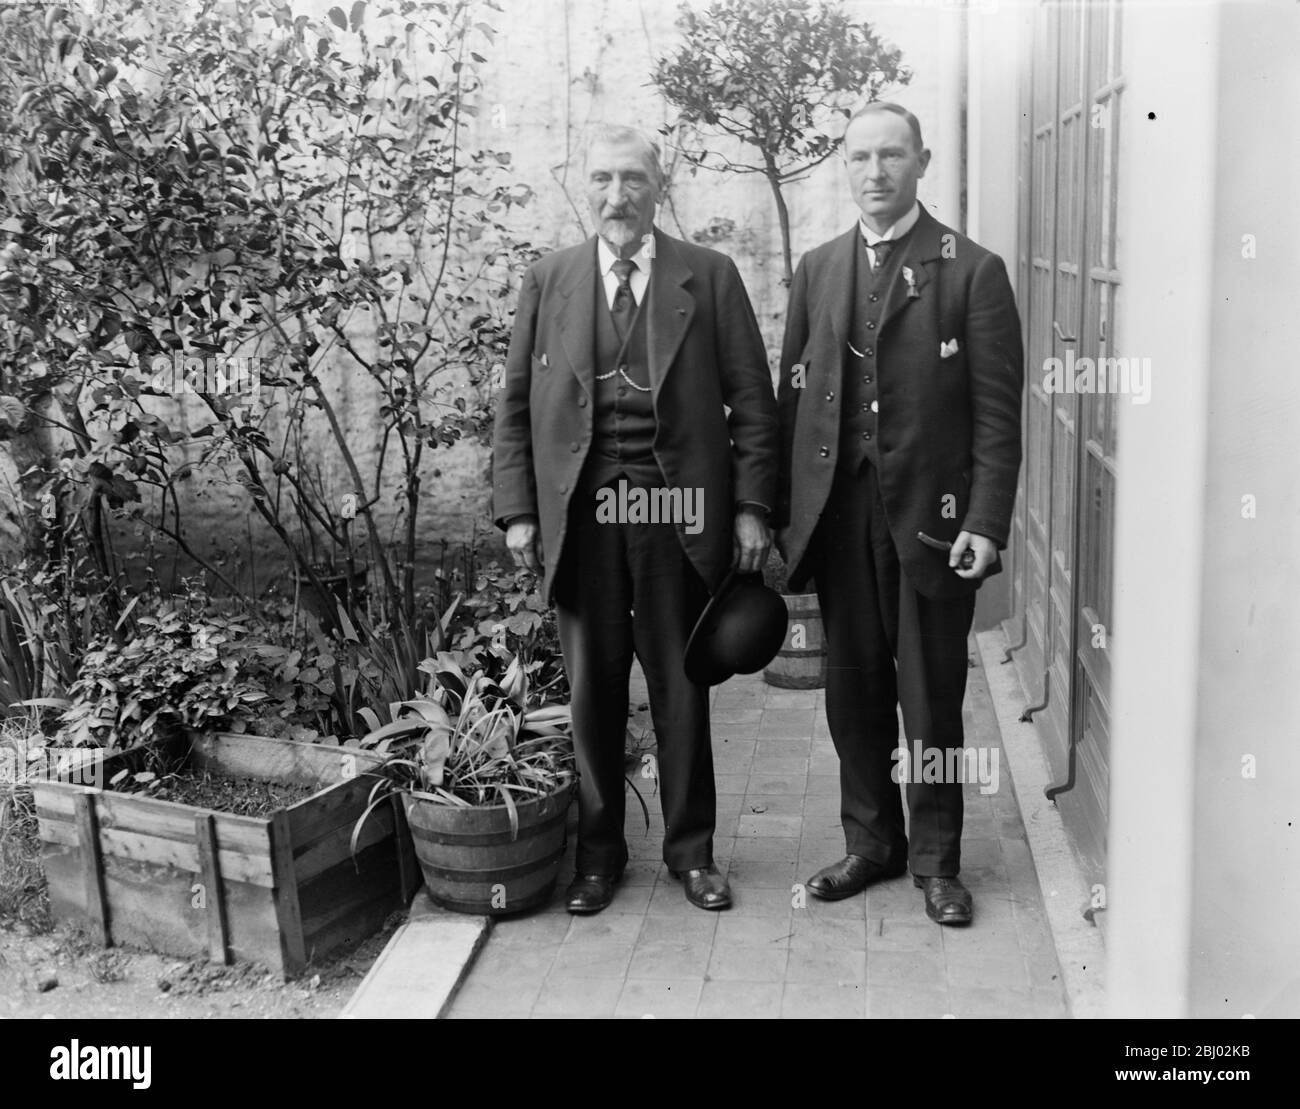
[{"left": 447, "top": 647, "right": 1069, "bottom": 1018}]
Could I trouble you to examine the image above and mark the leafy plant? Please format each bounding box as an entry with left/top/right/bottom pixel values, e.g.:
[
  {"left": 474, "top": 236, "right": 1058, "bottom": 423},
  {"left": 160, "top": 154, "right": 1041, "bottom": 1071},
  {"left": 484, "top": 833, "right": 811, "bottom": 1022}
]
[
  {"left": 449, "top": 562, "right": 568, "bottom": 705},
  {"left": 353, "top": 651, "right": 574, "bottom": 843},
  {"left": 56, "top": 606, "right": 273, "bottom": 749},
  {"left": 651, "top": 0, "right": 909, "bottom": 286},
  {"left": 0, "top": 0, "right": 536, "bottom": 642}
]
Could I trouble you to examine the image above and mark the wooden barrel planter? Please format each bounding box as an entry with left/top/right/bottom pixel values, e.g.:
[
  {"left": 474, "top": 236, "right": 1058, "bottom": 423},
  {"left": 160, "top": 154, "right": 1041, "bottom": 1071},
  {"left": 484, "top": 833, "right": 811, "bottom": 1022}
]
[
  {"left": 762, "top": 592, "right": 828, "bottom": 689},
  {"left": 32, "top": 732, "right": 418, "bottom": 978},
  {"left": 403, "top": 780, "right": 575, "bottom": 916}
]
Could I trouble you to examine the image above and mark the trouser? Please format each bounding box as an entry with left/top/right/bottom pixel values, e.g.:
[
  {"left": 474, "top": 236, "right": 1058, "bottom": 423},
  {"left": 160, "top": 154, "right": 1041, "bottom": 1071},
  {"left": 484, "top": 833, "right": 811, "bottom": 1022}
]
[
  {"left": 553, "top": 477, "right": 715, "bottom": 874},
  {"left": 814, "top": 461, "right": 976, "bottom": 876}
]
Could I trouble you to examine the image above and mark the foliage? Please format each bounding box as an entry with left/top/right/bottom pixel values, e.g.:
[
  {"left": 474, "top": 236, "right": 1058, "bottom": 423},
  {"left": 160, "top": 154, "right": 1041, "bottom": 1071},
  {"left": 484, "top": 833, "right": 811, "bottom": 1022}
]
[
  {"left": 651, "top": 0, "right": 909, "bottom": 285},
  {"left": 352, "top": 651, "right": 574, "bottom": 844},
  {"left": 52, "top": 585, "right": 351, "bottom": 748},
  {"left": 0, "top": 719, "right": 51, "bottom": 930},
  {"left": 0, "top": 0, "right": 535, "bottom": 645},
  {"left": 0, "top": 563, "right": 118, "bottom": 716},
  {"left": 450, "top": 563, "right": 568, "bottom": 704}
]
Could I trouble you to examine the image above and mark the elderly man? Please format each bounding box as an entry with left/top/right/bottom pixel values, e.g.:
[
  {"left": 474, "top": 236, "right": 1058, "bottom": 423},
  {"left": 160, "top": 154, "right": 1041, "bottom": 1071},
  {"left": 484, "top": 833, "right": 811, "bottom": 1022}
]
[
  {"left": 493, "top": 125, "right": 778, "bottom": 914},
  {"left": 777, "top": 103, "right": 1024, "bottom": 925}
]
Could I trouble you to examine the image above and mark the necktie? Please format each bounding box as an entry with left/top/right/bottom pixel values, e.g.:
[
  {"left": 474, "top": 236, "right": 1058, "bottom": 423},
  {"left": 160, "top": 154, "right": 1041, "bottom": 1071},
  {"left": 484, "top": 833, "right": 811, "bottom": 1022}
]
[
  {"left": 868, "top": 239, "right": 894, "bottom": 271},
  {"left": 611, "top": 258, "right": 638, "bottom": 340}
]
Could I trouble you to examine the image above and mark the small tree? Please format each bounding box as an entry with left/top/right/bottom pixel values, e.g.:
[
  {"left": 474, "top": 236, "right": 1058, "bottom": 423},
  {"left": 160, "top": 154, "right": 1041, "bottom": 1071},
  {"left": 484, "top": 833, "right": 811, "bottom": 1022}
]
[
  {"left": 0, "top": 0, "right": 532, "bottom": 665},
  {"left": 651, "top": 0, "right": 909, "bottom": 287}
]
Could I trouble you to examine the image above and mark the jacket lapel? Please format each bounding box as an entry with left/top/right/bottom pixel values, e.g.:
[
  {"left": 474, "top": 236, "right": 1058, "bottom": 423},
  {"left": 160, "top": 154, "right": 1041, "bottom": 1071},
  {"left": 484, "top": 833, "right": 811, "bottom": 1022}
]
[
  {"left": 556, "top": 238, "right": 598, "bottom": 400},
  {"left": 646, "top": 228, "right": 694, "bottom": 400},
  {"left": 823, "top": 227, "right": 859, "bottom": 353},
  {"left": 876, "top": 205, "right": 944, "bottom": 335}
]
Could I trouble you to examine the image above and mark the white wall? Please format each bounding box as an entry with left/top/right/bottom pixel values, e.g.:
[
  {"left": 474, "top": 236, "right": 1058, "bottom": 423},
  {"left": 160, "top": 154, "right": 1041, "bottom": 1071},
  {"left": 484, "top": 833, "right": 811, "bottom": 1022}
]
[{"left": 1107, "top": 0, "right": 1300, "bottom": 1018}]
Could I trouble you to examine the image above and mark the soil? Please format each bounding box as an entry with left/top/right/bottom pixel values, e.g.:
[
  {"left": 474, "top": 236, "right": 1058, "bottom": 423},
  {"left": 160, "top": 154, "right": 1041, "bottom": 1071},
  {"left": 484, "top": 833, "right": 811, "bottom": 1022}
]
[
  {"left": 111, "top": 768, "right": 316, "bottom": 817},
  {"left": 0, "top": 910, "right": 404, "bottom": 1019}
]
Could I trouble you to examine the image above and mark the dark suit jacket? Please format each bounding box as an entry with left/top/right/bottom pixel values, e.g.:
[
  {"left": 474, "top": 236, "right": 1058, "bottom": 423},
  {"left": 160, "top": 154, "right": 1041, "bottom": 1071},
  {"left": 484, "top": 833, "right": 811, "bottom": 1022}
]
[
  {"left": 493, "top": 228, "right": 778, "bottom": 602},
  {"left": 776, "top": 205, "right": 1024, "bottom": 600}
]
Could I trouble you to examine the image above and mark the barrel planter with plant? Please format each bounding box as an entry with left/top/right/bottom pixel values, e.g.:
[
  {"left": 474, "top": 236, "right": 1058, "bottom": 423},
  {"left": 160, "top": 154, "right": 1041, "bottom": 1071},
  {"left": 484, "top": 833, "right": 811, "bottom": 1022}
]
[{"left": 355, "top": 652, "right": 575, "bottom": 916}]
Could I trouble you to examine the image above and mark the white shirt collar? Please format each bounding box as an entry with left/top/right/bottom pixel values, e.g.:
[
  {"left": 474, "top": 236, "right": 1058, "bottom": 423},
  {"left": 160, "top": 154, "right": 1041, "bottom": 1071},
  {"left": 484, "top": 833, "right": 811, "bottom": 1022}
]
[
  {"left": 858, "top": 201, "right": 921, "bottom": 246},
  {"left": 597, "top": 232, "right": 655, "bottom": 275}
]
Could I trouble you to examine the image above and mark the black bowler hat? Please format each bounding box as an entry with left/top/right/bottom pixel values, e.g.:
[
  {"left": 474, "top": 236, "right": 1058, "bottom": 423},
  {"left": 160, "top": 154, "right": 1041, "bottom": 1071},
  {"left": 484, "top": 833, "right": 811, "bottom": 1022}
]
[{"left": 684, "top": 570, "right": 789, "bottom": 687}]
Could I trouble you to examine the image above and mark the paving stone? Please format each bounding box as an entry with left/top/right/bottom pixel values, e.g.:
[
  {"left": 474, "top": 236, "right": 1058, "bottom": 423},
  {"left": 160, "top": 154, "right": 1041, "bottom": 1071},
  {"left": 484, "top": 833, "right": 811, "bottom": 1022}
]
[
  {"left": 866, "top": 916, "right": 943, "bottom": 954},
  {"left": 638, "top": 912, "right": 719, "bottom": 946},
  {"left": 714, "top": 773, "right": 750, "bottom": 795},
  {"left": 616, "top": 978, "right": 705, "bottom": 1018},
  {"left": 865, "top": 985, "right": 950, "bottom": 1019},
  {"left": 565, "top": 913, "right": 645, "bottom": 944},
  {"left": 491, "top": 914, "right": 573, "bottom": 946},
  {"left": 730, "top": 835, "right": 801, "bottom": 862},
  {"left": 697, "top": 980, "right": 785, "bottom": 1018},
  {"left": 866, "top": 949, "right": 947, "bottom": 989},
  {"left": 533, "top": 976, "right": 624, "bottom": 1017},
  {"left": 759, "top": 710, "right": 819, "bottom": 735},
  {"left": 706, "top": 943, "right": 790, "bottom": 982},
  {"left": 943, "top": 952, "right": 1031, "bottom": 990},
  {"left": 781, "top": 982, "right": 867, "bottom": 1018},
  {"left": 714, "top": 913, "right": 794, "bottom": 947},
  {"left": 549, "top": 942, "right": 637, "bottom": 979},
  {"left": 729, "top": 859, "right": 801, "bottom": 889},
  {"left": 627, "top": 942, "right": 712, "bottom": 980},
  {"left": 756, "top": 736, "right": 814, "bottom": 756},
  {"left": 785, "top": 945, "right": 867, "bottom": 985},
  {"left": 737, "top": 813, "right": 804, "bottom": 838},
  {"left": 747, "top": 773, "right": 808, "bottom": 795},
  {"left": 444, "top": 975, "right": 544, "bottom": 1019},
  {"left": 789, "top": 912, "right": 870, "bottom": 951},
  {"left": 946, "top": 985, "right": 1035, "bottom": 1019}
]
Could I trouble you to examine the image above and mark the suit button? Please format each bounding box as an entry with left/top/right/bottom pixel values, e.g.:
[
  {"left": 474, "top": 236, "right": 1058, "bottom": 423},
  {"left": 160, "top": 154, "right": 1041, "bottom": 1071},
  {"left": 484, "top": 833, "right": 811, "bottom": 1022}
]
[
  {"left": 619, "top": 364, "right": 628, "bottom": 373},
  {"left": 825, "top": 392, "right": 835, "bottom": 401},
  {"left": 861, "top": 403, "right": 869, "bottom": 412},
  {"left": 867, "top": 322, "right": 876, "bottom": 330},
  {"left": 865, "top": 347, "right": 874, "bottom": 357},
  {"left": 818, "top": 446, "right": 829, "bottom": 458},
  {"left": 559, "top": 484, "right": 568, "bottom": 494},
  {"left": 863, "top": 431, "right": 872, "bottom": 440},
  {"left": 577, "top": 396, "right": 588, "bottom": 407},
  {"left": 570, "top": 442, "right": 580, "bottom": 452},
  {"left": 871, "top": 400, "right": 878, "bottom": 413},
  {"left": 617, "top": 387, "right": 626, "bottom": 397},
  {"left": 870, "top": 294, "right": 879, "bottom": 303},
  {"left": 864, "top": 375, "right": 873, "bottom": 384}
]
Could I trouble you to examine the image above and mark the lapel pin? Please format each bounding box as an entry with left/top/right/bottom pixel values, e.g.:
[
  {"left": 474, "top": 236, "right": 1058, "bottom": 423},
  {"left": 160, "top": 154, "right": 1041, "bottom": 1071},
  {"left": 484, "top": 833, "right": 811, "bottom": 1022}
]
[
  {"left": 902, "top": 266, "right": 920, "bottom": 299},
  {"left": 939, "top": 339, "right": 959, "bottom": 359}
]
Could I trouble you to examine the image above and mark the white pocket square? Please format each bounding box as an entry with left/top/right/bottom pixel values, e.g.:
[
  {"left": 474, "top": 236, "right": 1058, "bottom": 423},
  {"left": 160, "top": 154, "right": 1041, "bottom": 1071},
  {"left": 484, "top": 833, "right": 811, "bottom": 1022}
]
[{"left": 939, "top": 339, "right": 960, "bottom": 359}]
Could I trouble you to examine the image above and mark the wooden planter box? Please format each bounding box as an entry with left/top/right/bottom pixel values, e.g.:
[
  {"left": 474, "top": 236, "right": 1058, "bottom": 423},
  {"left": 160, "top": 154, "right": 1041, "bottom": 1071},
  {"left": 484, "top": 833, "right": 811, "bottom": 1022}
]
[{"left": 32, "top": 732, "right": 418, "bottom": 978}]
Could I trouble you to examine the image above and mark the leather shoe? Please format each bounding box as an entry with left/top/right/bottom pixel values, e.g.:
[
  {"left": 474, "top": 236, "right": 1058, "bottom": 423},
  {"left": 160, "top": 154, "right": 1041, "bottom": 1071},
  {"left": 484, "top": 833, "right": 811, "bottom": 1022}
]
[
  {"left": 914, "top": 875, "right": 973, "bottom": 925},
  {"left": 806, "top": 854, "right": 907, "bottom": 900},
  {"left": 564, "top": 870, "right": 622, "bottom": 914},
  {"left": 670, "top": 864, "right": 732, "bottom": 911}
]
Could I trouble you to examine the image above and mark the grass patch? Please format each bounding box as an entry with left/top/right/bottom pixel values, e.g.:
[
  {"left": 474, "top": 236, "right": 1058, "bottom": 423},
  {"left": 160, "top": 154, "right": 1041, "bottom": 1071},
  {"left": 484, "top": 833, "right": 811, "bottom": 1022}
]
[{"left": 0, "top": 716, "right": 52, "bottom": 932}]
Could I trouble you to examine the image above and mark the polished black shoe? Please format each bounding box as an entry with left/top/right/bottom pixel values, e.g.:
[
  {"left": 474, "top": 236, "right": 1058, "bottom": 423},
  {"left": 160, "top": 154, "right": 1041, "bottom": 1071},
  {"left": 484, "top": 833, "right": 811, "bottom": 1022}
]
[
  {"left": 669, "top": 864, "right": 732, "bottom": 911},
  {"left": 806, "top": 854, "right": 907, "bottom": 900},
  {"left": 564, "top": 870, "right": 622, "bottom": 915},
  {"left": 914, "top": 875, "right": 973, "bottom": 925}
]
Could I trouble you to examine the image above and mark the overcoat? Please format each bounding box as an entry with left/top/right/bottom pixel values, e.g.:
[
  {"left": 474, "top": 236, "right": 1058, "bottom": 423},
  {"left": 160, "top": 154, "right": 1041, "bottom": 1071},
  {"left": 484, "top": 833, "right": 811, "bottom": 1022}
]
[
  {"left": 776, "top": 206, "right": 1024, "bottom": 599},
  {"left": 492, "top": 228, "right": 779, "bottom": 601}
]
